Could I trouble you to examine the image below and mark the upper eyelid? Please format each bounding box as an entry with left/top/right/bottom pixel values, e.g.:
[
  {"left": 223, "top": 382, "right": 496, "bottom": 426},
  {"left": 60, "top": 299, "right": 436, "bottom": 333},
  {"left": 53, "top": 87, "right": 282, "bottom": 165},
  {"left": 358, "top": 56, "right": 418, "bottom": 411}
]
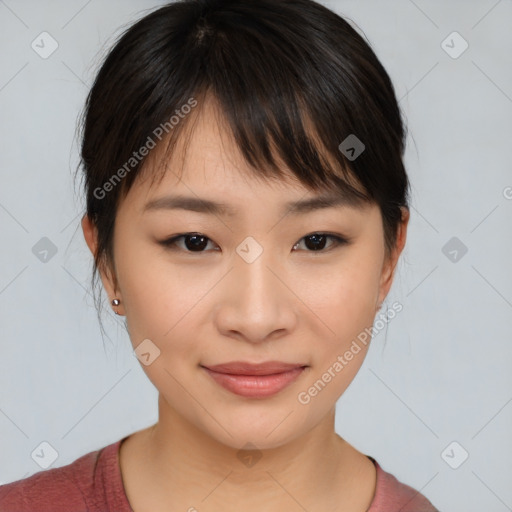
[
  {"left": 166, "top": 232, "right": 345, "bottom": 242},
  {"left": 163, "top": 232, "right": 348, "bottom": 251}
]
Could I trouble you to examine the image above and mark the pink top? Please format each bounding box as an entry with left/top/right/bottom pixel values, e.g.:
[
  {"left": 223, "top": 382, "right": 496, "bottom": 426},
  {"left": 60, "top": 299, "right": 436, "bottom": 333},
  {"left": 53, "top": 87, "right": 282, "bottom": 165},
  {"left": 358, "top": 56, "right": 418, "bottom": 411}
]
[{"left": 0, "top": 437, "right": 439, "bottom": 511}]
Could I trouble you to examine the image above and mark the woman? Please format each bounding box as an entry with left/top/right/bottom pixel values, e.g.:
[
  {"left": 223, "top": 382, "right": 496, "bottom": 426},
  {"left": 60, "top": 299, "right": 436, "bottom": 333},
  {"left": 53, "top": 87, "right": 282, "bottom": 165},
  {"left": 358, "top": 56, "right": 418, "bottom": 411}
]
[{"left": 0, "top": 0, "right": 439, "bottom": 510}]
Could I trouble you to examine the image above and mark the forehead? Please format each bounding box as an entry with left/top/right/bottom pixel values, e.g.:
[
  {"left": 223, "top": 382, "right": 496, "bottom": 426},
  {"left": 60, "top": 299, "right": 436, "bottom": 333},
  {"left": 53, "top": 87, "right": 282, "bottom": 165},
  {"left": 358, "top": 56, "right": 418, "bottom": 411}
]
[{"left": 125, "top": 95, "right": 371, "bottom": 216}]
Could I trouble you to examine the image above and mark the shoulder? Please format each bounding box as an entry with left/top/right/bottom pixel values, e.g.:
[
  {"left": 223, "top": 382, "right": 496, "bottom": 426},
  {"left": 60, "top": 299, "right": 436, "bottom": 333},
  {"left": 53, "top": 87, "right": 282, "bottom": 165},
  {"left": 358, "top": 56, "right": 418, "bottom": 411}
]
[
  {"left": 0, "top": 448, "right": 99, "bottom": 512},
  {"left": 367, "top": 458, "right": 439, "bottom": 512},
  {"left": 0, "top": 439, "right": 127, "bottom": 512}
]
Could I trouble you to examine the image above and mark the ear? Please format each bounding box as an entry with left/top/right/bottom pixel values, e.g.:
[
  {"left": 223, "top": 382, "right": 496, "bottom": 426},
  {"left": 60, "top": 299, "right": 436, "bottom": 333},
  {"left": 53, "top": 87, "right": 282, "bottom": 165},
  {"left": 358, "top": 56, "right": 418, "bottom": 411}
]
[
  {"left": 81, "top": 214, "right": 124, "bottom": 315},
  {"left": 376, "top": 207, "right": 409, "bottom": 310}
]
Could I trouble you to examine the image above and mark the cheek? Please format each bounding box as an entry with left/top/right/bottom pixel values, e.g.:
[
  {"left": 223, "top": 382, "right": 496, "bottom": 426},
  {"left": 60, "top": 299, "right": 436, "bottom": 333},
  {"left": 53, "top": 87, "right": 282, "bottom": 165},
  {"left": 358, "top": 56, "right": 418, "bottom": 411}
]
[
  {"left": 117, "top": 243, "right": 225, "bottom": 374},
  {"left": 293, "top": 247, "right": 382, "bottom": 400},
  {"left": 113, "top": 237, "right": 191, "bottom": 348},
  {"left": 298, "top": 249, "right": 382, "bottom": 342}
]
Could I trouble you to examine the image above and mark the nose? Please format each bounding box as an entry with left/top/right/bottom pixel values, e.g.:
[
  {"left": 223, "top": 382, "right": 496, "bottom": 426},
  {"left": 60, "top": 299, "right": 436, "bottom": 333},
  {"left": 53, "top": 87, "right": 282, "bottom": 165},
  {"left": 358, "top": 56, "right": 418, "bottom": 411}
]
[{"left": 214, "top": 249, "right": 297, "bottom": 344}]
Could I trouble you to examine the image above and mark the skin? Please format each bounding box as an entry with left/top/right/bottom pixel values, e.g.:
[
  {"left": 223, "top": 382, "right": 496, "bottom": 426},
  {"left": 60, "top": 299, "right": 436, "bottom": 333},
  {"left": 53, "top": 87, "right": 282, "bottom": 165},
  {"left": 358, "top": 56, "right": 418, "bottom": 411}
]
[{"left": 82, "top": 97, "right": 409, "bottom": 512}]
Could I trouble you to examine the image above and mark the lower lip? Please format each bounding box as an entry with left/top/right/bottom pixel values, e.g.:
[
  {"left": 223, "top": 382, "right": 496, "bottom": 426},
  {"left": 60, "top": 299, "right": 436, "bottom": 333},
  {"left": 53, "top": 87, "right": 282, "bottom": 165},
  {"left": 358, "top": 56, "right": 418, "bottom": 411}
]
[{"left": 202, "top": 366, "right": 306, "bottom": 398}]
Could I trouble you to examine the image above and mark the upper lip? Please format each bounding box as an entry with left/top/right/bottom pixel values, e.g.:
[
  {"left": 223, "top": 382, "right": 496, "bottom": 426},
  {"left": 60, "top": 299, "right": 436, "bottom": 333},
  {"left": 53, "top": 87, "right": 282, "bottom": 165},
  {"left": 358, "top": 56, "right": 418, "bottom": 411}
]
[{"left": 202, "top": 361, "right": 307, "bottom": 376}]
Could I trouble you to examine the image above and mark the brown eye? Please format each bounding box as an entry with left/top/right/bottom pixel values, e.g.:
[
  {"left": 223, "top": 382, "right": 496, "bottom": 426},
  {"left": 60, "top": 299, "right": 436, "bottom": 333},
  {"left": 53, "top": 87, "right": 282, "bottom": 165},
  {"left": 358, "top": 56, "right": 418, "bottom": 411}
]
[
  {"left": 160, "top": 232, "right": 349, "bottom": 255},
  {"left": 292, "top": 233, "right": 348, "bottom": 252},
  {"left": 160, "top": 233, "right": 217, "bottom": 252}
]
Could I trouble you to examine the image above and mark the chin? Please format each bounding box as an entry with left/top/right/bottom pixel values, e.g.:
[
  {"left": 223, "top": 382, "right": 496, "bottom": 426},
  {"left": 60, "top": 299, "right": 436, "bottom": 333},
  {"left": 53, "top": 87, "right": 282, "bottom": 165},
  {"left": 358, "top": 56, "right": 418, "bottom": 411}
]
[{"left": 197, "top": 405, "right": 311, "bottom": 452}]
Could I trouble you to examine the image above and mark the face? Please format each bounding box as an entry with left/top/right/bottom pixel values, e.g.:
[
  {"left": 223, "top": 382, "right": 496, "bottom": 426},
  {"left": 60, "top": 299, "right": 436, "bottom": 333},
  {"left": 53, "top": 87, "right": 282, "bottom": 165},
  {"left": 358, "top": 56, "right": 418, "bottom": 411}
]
[{"left": 83, "top": 99, "right": 408, "bottom": 451}]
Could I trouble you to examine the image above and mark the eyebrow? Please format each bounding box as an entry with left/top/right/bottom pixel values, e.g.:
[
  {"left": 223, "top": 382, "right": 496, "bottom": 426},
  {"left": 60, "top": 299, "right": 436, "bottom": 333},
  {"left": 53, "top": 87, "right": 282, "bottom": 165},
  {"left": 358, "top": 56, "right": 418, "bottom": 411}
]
[{"left": 143, "top": 192, "right": 366, "bottom": 217}]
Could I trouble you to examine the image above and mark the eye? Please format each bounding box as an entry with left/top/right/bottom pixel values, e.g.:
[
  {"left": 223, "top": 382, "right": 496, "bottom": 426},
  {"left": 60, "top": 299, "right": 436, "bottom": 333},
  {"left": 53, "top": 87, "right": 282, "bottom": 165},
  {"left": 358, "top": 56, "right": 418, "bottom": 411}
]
[
  {"left": 159, "top": 233, "right": 218, "bottom": 253},
  {"left": 292, "top": 233, "right": 349, "bottom": 253},
  {"left": 159, "top": 232, "right": 349, "bottom": 254}
]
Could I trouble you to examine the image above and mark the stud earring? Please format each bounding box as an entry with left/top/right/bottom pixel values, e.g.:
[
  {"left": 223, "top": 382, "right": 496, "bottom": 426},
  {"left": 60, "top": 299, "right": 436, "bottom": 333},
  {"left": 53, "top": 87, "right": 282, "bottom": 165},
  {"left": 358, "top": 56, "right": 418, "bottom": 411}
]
[{"left": 111, "top": 298, "right": 121, "bottom": 315}]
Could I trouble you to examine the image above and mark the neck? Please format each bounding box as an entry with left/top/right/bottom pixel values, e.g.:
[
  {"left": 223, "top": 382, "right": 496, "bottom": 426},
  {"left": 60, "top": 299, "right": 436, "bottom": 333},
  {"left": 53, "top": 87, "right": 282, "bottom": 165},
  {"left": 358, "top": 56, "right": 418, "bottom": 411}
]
[{"left": 127, "top": 393, "right": 370, "bottom": 511}]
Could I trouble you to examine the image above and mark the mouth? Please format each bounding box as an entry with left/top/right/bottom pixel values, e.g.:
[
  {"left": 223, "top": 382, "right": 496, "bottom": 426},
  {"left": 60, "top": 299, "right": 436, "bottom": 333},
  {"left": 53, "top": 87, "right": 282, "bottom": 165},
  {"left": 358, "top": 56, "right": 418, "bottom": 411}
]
[{"left": 200, "top": 361, "right": 308, "bottom": 399}]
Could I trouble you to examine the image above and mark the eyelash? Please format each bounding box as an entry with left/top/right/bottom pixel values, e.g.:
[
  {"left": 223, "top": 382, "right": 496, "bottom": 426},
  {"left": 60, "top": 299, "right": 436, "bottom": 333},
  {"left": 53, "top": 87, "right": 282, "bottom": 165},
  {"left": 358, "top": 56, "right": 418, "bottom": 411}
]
[{"left": 158, "top": 232, "right": 350, "bottom": 254}]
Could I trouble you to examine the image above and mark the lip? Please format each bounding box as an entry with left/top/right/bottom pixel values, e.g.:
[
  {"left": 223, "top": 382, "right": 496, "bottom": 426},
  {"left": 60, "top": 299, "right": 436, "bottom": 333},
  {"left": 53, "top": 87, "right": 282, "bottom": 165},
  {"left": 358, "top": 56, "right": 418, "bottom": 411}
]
[
  {"left": 201, "top": 361, "right": 308, "bottom": 398},
  {"left": 203, "top": 361, "right": 307, "bottom": 375}
]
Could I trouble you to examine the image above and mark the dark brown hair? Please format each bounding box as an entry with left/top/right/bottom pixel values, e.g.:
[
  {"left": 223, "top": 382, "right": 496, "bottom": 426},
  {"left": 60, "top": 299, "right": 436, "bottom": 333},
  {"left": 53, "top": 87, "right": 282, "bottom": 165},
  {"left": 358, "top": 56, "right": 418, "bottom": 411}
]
[{"left": 76, "top": 0, "right": 410, "bottom": 337}]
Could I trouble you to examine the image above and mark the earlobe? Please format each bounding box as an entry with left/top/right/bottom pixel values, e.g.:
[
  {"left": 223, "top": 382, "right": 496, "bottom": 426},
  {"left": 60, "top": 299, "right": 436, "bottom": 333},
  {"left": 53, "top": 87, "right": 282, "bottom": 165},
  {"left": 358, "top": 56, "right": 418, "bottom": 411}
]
[
  {"left": 376, "top": 207, "right": 410, "bottom": 309},
  {"left": 81, "top": 214, "right": 124, "bottom": 316},
  {"left": 81, "top": 214, "right": 98, "bottom": 256},
  {"left": 376, "top": 260, "right": 395, "bottom": 311}
]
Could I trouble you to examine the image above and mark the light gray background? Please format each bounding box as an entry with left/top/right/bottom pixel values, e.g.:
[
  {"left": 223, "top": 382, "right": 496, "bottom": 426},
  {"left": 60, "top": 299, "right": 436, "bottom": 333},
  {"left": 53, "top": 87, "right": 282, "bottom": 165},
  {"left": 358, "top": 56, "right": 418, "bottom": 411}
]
[{"left": 0, "top": 1, "right": 511, "bottom": 511}]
